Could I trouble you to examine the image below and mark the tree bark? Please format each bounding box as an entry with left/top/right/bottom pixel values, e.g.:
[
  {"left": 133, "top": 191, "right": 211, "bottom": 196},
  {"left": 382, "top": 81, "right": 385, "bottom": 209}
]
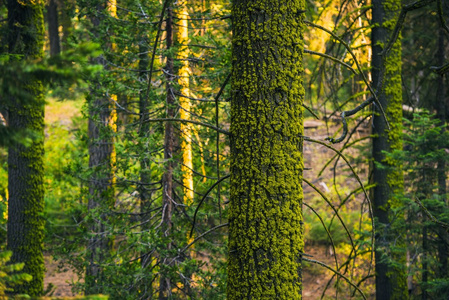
[
  {"left": 46, "top": 0, "right": 61, "bottom": 56},
  {"left": 6, "top": 0, "right": 45, "bottom": 296},
  {"left": 371, "top": 0, "right": 408, "bottom": 298},
  {"left": 85, "top": 2, "right": 115, "bottom": 295},
  {"left": 435, "top": 26, "right": 448, "bottom": 282},
  {"left": 228, "top": 1, "right": 305, "bottom": 299},
  {"left": 159, "top": 7, "right": 175, "bottom": 300},
  {"left": 176, "top": 0, "right": 194, "bottom": 206}
]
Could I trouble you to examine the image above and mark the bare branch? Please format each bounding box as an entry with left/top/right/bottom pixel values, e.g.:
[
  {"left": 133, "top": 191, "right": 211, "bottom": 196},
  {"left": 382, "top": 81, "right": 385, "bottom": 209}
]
[
  {"left": 142, "top": 118, "right": 229, "bottom": 135},
  {"left": 182, "top": 223, "right": 228, "bottom": 253},
  {"left": 325, "top": 97, "right": 374, "bottom": 144},
  {"left": 304, "top": 49, "right": 357, "bottom": 75},
  {"left": 190, "top": 175, "right": 231, "bottom": 238},
  {"left": 303, "top": 257, "right": 367, "bottom": 300},
  {"left": 305, "top": 21, "right": 390, "bottom": 136}
]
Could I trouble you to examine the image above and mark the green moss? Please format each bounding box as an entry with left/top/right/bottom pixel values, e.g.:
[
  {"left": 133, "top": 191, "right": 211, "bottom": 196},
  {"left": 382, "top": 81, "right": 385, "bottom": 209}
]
[
  {"left": 372, "top": 0, "right": 408, "bottom": 297},
  {"left": 6, "top": 0, "right": 46, "bottom": 296},
  {"left": 228, "top": 1, "right": 304, "bottom": 299}
]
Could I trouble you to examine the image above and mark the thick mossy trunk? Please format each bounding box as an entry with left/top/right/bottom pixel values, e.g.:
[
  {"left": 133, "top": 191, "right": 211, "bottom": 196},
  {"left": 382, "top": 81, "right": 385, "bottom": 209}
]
[
  {"left": 228, "top": 1, "right": 305, "bottom": 299},
  {"left": 371, "top": 0, "right": 408, "bottom": 298},
  {"left": 6, "top": 0, "right": 45, "bottom": 296}
]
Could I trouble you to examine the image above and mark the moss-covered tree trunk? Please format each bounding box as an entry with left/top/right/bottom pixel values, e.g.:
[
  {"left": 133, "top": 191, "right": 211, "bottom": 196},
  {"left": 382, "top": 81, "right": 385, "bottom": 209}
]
[
  {"left": 371, "top": 0, "right": 408, "bottom": 298},
  {"left": 6, "top": 0, "right": 45, "bottom": 296},
  {"left": 228, "top": 1, "right": 305, "bottom": 299}
]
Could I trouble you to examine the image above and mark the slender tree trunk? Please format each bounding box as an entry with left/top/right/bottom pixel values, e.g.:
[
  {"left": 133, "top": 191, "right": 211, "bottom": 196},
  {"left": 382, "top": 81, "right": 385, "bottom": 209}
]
[
  {"left": 176, "top": 0, "right": 194, "bottom": 206},
  {"left": 60, "top": 0, "right": 73, "bottom": 50},
  {"left": 139, "top": 33, "right": 151, "bottom": 265},
  {"left": 435, "top": 26, "right": 448, "bottom": 282},
  {"left": 371, "top": 0, "right": 408, "bottom": 298},
  {"left": 85, "top": 2, "right": 116, "bottom": 295},
  {"left": 6, "top": 0, "right": 45, "bottom": 296},
  {"left": 159, "top": 7, "right": 175, "bottom": 300},
  {"left": 228, "top": 1, "right": 305, "bottom": 299},
  {"left": 422, "top": 214, "right": 428, "bottom": 300},
  {"left": 46, "top": 0, "right": 61, "bottom": 56}
]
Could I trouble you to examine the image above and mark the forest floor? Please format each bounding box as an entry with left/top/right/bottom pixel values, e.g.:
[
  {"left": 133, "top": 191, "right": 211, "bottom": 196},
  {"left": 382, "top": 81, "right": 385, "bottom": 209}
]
[{"left": 44, "top": 98, "right": 375, "bottom": 298}]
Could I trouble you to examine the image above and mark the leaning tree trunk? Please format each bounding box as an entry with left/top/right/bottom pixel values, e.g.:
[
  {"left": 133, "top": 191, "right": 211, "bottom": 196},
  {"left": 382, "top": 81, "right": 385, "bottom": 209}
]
[
  {"left": 6, "top": 0, "right": 45, "bottom": 296},
  {"left": 228, "top": 1, "right": 305, "bottom": 299},
  {"left": 371, "top": 0, "right": 408, "bottom": 298}
]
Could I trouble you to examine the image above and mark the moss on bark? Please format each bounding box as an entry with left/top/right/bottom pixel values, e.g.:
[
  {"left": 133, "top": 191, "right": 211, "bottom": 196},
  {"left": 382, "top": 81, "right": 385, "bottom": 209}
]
[
  {"left": 371, "top": 0, "right": 408, "bottom": 298},
  {"left": 6, "top": 0, "right": 45, "bottom": 296},
  {"left": 228, "top": 1, "right": 305, "bottom": 299}
]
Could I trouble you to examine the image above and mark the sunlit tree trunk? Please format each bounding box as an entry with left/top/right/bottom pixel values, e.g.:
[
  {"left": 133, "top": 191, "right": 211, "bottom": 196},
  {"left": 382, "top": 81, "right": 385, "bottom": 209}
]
[
  {"left": 176, "top": 0, "right": 194, "bottom": 205},
  {"left": 6, "top": 0, "right": 45, "bottom": 296},
  {"left": 159, "top": 7, "right": 175, "bottom": 300},
  {"left": 371, "top": 0, "right": 408, "bottom": 298},
  {"left": 228, "top": 1, "right": 305, "bottom": 299}
]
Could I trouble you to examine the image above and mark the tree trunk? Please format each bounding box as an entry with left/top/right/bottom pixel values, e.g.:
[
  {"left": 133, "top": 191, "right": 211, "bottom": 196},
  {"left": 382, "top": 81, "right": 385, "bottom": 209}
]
[
  {"left": 46, "top": 0, "right": 61, "bottom": 56},
  {"left": 60, "top": 0, "right": 73, "bottom": 50},
  {"left": 159, "top": 7, "right": 175, "bottom": 300},
  {"left": 6, "top": 0, "right": 45, "bottom": 296},
  {"left": 228, "top": 1, "right": 305, "bottom": 299},
  {"left": 422, "top": 215, "right": 428, "bottom": 300},
  {"left": 85, "top": 2, "right": 116, "bottom": 295},
  {"left": 435, "top": 26, "right": 448, "bottom": 282},
  {"left": 371, "top": 0, "right": 408, "bottom": 298},
  {"left": 176, "top": 0, "right": 194, "bottom": 206}
]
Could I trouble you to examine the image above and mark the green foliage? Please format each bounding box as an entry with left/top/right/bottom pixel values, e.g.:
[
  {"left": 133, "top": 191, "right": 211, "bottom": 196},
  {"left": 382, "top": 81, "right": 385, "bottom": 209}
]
[
  {"left": 0, "top": 43, "right": 101, "bottom": 148},
  {"left": 0, "top": 251, "right": 32, "bottom": 298},
  {"left": 387, "top": 111, "right": 449, "bottom": 298}
]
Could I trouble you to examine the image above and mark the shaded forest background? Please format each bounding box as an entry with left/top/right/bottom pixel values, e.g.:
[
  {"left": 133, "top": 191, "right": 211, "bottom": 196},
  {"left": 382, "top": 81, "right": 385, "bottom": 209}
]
[{"left": 0, "top": 0, "right": 449, "bottom": 299}]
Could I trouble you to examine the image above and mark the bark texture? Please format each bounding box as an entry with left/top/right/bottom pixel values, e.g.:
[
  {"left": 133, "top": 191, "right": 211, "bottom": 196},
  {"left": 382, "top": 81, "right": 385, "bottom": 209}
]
[
  {"left": 228, "top": 1, "right": 305, "bottom": 299},
  {"left": 6, "top": 0, "right": 45, "bottom": 296},
  {"left": 371, "top": 0, "right": 408, "bottom": 298},
  {"left": 46, "top": 0, "right": 61, "bottom": 56},
  {"left": 85, "top": 2, "right": 116, "bottom": 294},
  {"left": 176, "top": 0, "right": 194, "bottom": 205},
  {"left": 159, "top": 7, "right": 175, "bottom": 300}
]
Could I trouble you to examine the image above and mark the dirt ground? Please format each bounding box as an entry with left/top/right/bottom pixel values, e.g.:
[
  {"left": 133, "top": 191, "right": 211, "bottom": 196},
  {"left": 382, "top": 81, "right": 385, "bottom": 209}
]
[{"left": 44, "top": 256, "right": 80, "bottom": 297}]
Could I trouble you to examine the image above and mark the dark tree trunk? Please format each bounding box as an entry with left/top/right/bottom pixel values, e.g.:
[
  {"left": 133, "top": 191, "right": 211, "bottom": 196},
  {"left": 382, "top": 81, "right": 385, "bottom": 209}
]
[
  {"left": 227, "top": 1, "right": 305, "bottom": 299},
  {"left": 46, "top": 0, "right": 60, "bottom": 56},
  {"left": 139, "top": 32, "right": 151, "bottom": 268},
  {"left": 158, "top": 7, "right": 175, "bottom": 300},
  {"left": 371, "top": 0, "right": 408, "bottom": 298},
  {"left": 60, "top": 0, "right": 73, "bottom": 50},
  {"left": 6, "top": 0, "right": 45, "bottom": 296},
  {"left": 84, "top": 4, "right": 115, "bottom": 295},
  {"left": 422, "top": 215, "right": 428, "bottom": 300},
  {"left": 435, "top": 26, "right": 448, "bottom": 282}
]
